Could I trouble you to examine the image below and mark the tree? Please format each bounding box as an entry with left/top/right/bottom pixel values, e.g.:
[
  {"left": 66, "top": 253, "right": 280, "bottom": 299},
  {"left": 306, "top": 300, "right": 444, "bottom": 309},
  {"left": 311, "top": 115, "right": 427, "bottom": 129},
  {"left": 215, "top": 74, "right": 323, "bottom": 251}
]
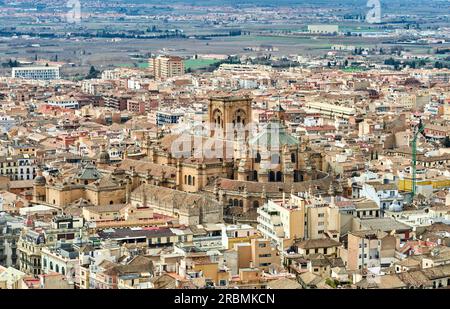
[
  {"left": 442, "top": 136, "right": 450, "bottom": 148},
  {"left": 86, "top": 66, "right": 100, "bottom": 79}
]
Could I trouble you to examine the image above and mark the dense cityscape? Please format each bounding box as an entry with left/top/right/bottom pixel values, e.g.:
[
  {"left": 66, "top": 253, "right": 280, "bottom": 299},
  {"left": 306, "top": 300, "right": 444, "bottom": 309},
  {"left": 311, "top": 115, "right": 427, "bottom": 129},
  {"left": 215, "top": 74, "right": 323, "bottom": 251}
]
[{"left": 0, "top": 0, "right": 449, "bottom": 292}]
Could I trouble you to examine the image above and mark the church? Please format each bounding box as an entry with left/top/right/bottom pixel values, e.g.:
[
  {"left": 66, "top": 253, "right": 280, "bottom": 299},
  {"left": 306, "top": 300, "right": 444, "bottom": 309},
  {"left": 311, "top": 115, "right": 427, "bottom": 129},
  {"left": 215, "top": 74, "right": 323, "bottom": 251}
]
[{"left": 32, "top": 95, "right": 333, "bottom": 222}]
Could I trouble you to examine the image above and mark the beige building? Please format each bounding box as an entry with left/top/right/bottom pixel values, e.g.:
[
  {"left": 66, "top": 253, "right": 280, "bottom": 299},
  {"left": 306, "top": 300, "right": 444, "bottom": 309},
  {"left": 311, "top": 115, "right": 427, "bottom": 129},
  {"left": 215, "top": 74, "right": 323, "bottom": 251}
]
[
  {"left": 257, "top": 195, "right": 305, "bottom": 250},
  {"left": 148, "top": 55, "right": 185, "bottom": 80},
  {"left": 257, "top": 194, "right": 342, "bottom": 250},
  {"left": 344, "top": 230, "right": 398, "bottom": 271}
]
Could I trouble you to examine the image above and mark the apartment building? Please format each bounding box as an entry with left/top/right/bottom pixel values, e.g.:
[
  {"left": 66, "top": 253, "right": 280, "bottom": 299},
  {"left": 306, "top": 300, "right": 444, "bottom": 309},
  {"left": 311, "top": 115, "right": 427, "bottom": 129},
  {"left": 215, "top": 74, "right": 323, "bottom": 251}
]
[
  {"left": 0, "top": 214, "right": 21, "bottom": 268},
  {"left": 12, "top": 66, "right": 60, "bottom": 81},
  {"left": 257, "top": 195, "right": 305, "bottom": 250},
  {"left": 156, "top": 110, "right": 184, "bottom": 126},
  {"left": 0, "top": 155, "right": 36, "bottom": 181},
  {"left": 18, "top": 216, "right": 83, "bottom": 276},
  {"left": 103, "top": 94, "right": 130, "bottom": 111},
  {"left": 148, "top": 55, "right": 185, "bottom": 79},
  {"left": 344, "top": 230, "right": 398, "bottom": 271},
  {"left": 257, "top": 194, "right": 342, "bottom": 249},
  {"left": 47, "top": 96, "right": 80, "bottom": 109},
  {"left": 41, "top": 242, "right": 79, "bottom": 286}
]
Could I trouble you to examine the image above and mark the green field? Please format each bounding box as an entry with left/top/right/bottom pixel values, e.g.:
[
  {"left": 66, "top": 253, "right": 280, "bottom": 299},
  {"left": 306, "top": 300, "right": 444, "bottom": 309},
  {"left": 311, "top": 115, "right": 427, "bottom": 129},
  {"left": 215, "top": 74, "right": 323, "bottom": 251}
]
[
  {"left": 116, "top": 59, "right": 220, "bottom": 71},
  {"left": 342, "top": 67, "right": 368, "bottom": 72},
  {"left": 184, "top": 58, "right": 221, "bottom": 70}
]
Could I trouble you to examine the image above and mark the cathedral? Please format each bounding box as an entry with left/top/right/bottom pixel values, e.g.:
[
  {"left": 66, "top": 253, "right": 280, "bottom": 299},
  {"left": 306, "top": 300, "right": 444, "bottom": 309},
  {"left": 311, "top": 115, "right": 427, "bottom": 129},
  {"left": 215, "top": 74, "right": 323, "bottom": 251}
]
[
  {"left": 32, "top": 95, "right": 334, "bottom": 222},
  {"left": 140, "top": 95, "right": 331, "bottom": 220}
]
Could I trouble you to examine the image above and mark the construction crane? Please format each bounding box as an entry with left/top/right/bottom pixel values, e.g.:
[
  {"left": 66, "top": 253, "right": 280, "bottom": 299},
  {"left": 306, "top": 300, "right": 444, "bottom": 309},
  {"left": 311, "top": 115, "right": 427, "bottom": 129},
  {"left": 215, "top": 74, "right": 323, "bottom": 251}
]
[{"left": 411, "top": 119, "right": 425, "bottom": 198}]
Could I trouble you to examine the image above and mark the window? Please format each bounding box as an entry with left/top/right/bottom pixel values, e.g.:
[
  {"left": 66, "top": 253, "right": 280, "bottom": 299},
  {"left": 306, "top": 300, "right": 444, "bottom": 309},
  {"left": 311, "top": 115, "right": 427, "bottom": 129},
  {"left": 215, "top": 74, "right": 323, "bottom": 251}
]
[
  {"left": 259, "top": 254, "right": 271, "bottom": 258},
  {"left": 255, "top": 153, "right": 261, "bottom": 163},
  {"left": 271, "top": 154, "right": 280, "bottom": 164},
  {"left": 318, "top": 213, "right": 325, "bottom": 218},
  {"left": 276, "top": 171, "right": 282, "bottom": 182},
  {"left": 268, "top": 171, "right": 275, "bottom": 182}
]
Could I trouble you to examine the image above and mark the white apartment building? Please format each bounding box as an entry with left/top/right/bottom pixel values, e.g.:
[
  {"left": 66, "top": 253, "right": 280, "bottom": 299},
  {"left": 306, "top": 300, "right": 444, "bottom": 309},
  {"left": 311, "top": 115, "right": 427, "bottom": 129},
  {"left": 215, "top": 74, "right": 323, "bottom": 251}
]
[
  {"left": 0, "top": 154, "right": 36, "bottom": 181},
  {"left": 257, "top": 195, "right": 305, "bottom": 250},
  {"left": 41, "top": 243, "right": 80, "bottom": 286},
  {"left": 12, "top": 66, "right": 60, "bottom": 80},
  {"left": 47, "top": 96, "right": 79, "bottom": 109}
]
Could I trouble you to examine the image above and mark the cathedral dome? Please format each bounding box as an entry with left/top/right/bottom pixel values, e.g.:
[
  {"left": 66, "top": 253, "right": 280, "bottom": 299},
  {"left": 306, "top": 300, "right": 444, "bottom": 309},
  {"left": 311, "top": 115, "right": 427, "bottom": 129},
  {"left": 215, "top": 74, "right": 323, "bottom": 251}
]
[
  {"left": 98, "top": 150, "right": 110, "bottom": 164},
  {"left": 248, "top": 120, "right": 299, "bottom": 149},
  {"left": 34, "top": 175, "right": 46, "bottom": 186}
]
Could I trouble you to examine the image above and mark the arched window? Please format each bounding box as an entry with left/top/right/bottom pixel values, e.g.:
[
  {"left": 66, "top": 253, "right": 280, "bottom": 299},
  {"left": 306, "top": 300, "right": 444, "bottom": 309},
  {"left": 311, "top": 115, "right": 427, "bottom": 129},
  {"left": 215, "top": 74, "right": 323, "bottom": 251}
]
[
  {"left": 192, "top": 177, "right": 195, "bottom": 186},
  {"left": 50, "top": 261, "right": 53, "bottom": 271},
  {"left": 255, "top": 153, "right": 261, "bottom": 163},
  {"left": 276, "top": 171, "right": 283, "bottom": 182},
  {"left": 61, "top": 267, "right": 65, "bottom": 275},
  {"left": 184, "top": 175, "right": 187, "bottom": 184},
  {"left": 253, "top": 170, "right": 258, "bottom": 181},
  {"left": 55, "top": 264, "right": 59, "bottom": 273},
  {"left": 294, "top": 170, "right": 303, "bottom": 182},
  {"left": 253, "top": 200, "right": 259, "bottom": 208},
  {"left": 233, "top": 199, "right": 239, "bottom": 206},
  {"left": 188, "top": 175, "right": 192, "bottom": 185},
  {"left": 269, "top": 171, "right": 275, "bottom": 182},
  {"left": 239, "top": 200, "right": 243, "bottom": 207},
  {"left": 109, "top": 201, "right": 113, "bottom": 205},
  {"left": 228, "top": 199, "right": 233, "bottom": 206},
  {"left": 291, "top": 153, "right": 296, "bottom": 163}
]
